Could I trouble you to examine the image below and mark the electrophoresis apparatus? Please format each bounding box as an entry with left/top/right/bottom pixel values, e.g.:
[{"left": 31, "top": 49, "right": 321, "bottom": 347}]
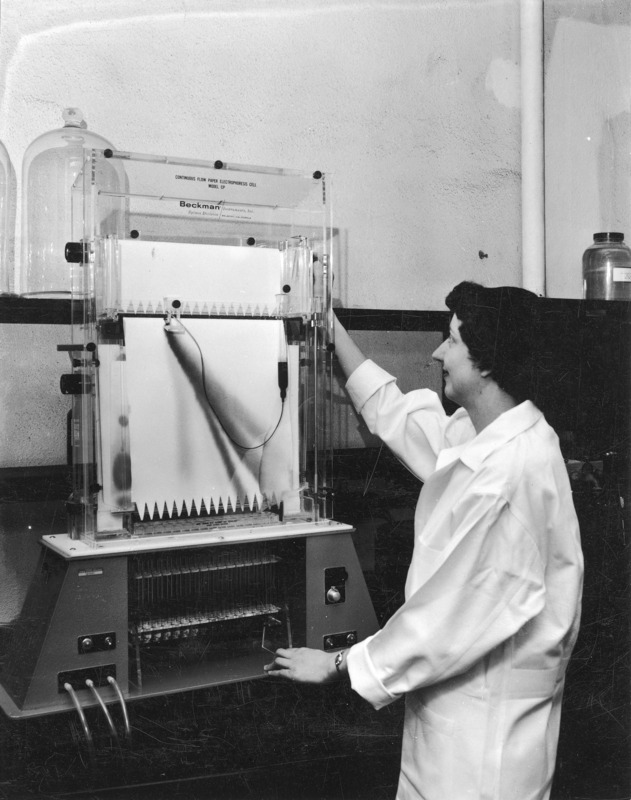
[{"left": 0, "top": 150, "right": 377, "bottom": 721}]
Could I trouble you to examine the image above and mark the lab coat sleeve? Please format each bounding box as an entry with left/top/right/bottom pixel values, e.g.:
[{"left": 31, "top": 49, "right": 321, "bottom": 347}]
[
  {"left": 345, "top": 360, "right": 453, "bottom": 482},
  {"left": 347, "top": 490, "right": 546, "bottom": 709}
]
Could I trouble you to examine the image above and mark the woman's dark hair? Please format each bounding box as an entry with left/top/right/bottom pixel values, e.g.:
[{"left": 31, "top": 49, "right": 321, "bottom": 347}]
[{"left": 445, "top": 281, "right": 541, "bottom": 403}]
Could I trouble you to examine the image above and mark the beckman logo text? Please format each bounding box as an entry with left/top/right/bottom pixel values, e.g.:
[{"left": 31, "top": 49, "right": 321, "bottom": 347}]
[{"left": 179, "top": 201, "right": 220, "bottom": 210}]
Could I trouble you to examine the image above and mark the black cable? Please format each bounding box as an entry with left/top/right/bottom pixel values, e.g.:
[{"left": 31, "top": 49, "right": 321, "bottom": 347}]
[{"left": 177, "top": 319, "right": 285, "bottom": 451}]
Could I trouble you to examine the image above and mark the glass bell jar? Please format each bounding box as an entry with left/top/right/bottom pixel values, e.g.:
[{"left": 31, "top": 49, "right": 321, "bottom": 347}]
[{"left": 19, "top": 107, "right": 123, "bottom": 297}]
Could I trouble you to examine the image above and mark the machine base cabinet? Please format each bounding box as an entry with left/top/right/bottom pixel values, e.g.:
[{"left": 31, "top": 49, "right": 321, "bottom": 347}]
[{"left": 0, "top": 529, "right": 378, "bottom": 718}]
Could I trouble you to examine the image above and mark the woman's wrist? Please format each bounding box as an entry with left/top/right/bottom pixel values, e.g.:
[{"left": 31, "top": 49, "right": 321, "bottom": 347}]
[{"left": 333, "top": 316, "right": 367, "bottom": 379}]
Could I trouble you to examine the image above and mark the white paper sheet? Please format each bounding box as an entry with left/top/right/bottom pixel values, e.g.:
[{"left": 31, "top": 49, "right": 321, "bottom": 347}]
[
  {"left": 118, "top": 240, "right": 282, "bottom": 313},
  {"left": 121, "top": 317, "right": 299, "bottom": 518}
]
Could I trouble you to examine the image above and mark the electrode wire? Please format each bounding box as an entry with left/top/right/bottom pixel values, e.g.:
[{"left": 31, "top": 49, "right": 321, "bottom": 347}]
[
  {"left": 107, "top": 676, "right": 131, "bottom": 742},
  {"left": 177, "top": 319, "right": 285, "bottom": 450},
  {"left": 64, "top": 682, "right": 95, "bottom": 763},
  {"left": 86, "top": 679, "right": 118, "bottom": 740}
]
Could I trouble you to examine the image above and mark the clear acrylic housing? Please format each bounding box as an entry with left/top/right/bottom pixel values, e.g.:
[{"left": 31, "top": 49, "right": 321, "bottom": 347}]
[{"left": 68, "top": 149, "right": 335, "bottom": 543}]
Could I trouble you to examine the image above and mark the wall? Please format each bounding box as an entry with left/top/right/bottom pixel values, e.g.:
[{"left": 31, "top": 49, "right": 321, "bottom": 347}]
[
  {"left": 0, "top": 323, "right": 70, "bottom": 467},
  {"left": 3, "top": 2, "right": 630, "bottom": 464},
  {"left": 0, "top": 0, "right": 522, "bottom": 310},
  {"left": 0, "top": 0, "right": 524, "bottom": 467},
  {"left": 545, "top": 1, "right": 631, "bottom": 298},
  {"left": 0, "top": 3, "right": 628, "bottom": 301}
]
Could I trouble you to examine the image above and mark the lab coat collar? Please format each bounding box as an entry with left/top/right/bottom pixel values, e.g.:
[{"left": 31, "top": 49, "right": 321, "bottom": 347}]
[{"left": 435, "top": 401, "right": 542, "bottom": 472}]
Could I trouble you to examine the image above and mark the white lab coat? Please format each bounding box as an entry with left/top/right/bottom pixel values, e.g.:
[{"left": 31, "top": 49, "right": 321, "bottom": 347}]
[{"left": 344, "top": 360, "right": 583, "bottom": 800}]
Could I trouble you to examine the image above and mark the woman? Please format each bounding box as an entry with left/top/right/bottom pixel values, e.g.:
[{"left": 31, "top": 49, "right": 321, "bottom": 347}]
[{"left": 265, "top": 281, "right": 583, "bottom": 800}]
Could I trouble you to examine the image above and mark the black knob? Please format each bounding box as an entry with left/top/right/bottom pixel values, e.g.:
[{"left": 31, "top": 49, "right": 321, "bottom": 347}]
[
  {"left": 60, "top": 374, "right": 84, "bottom": 395},
  {"left": 65, "top": 242, "right": 88, "bottom": 263}
]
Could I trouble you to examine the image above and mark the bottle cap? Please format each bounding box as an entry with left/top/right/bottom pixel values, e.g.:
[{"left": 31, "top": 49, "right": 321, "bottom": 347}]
[{"left": 594, "top": 232, "right": 624, "bottom": 242}]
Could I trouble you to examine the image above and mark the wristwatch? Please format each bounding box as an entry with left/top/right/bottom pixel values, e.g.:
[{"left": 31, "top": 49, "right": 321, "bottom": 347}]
[{"left": 334, "top": 650, "right": 346, "bottom": 675}]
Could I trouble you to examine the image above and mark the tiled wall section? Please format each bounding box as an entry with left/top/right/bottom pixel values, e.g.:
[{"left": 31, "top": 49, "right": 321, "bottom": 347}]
[{"left": 0, "top": 323, "right": 72, "bottom": 467}]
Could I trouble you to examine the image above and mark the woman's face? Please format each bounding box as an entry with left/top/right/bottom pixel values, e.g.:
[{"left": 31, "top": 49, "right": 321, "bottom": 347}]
[{"left": 432, "top": 315, "right": 486, "bottom": 407}]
